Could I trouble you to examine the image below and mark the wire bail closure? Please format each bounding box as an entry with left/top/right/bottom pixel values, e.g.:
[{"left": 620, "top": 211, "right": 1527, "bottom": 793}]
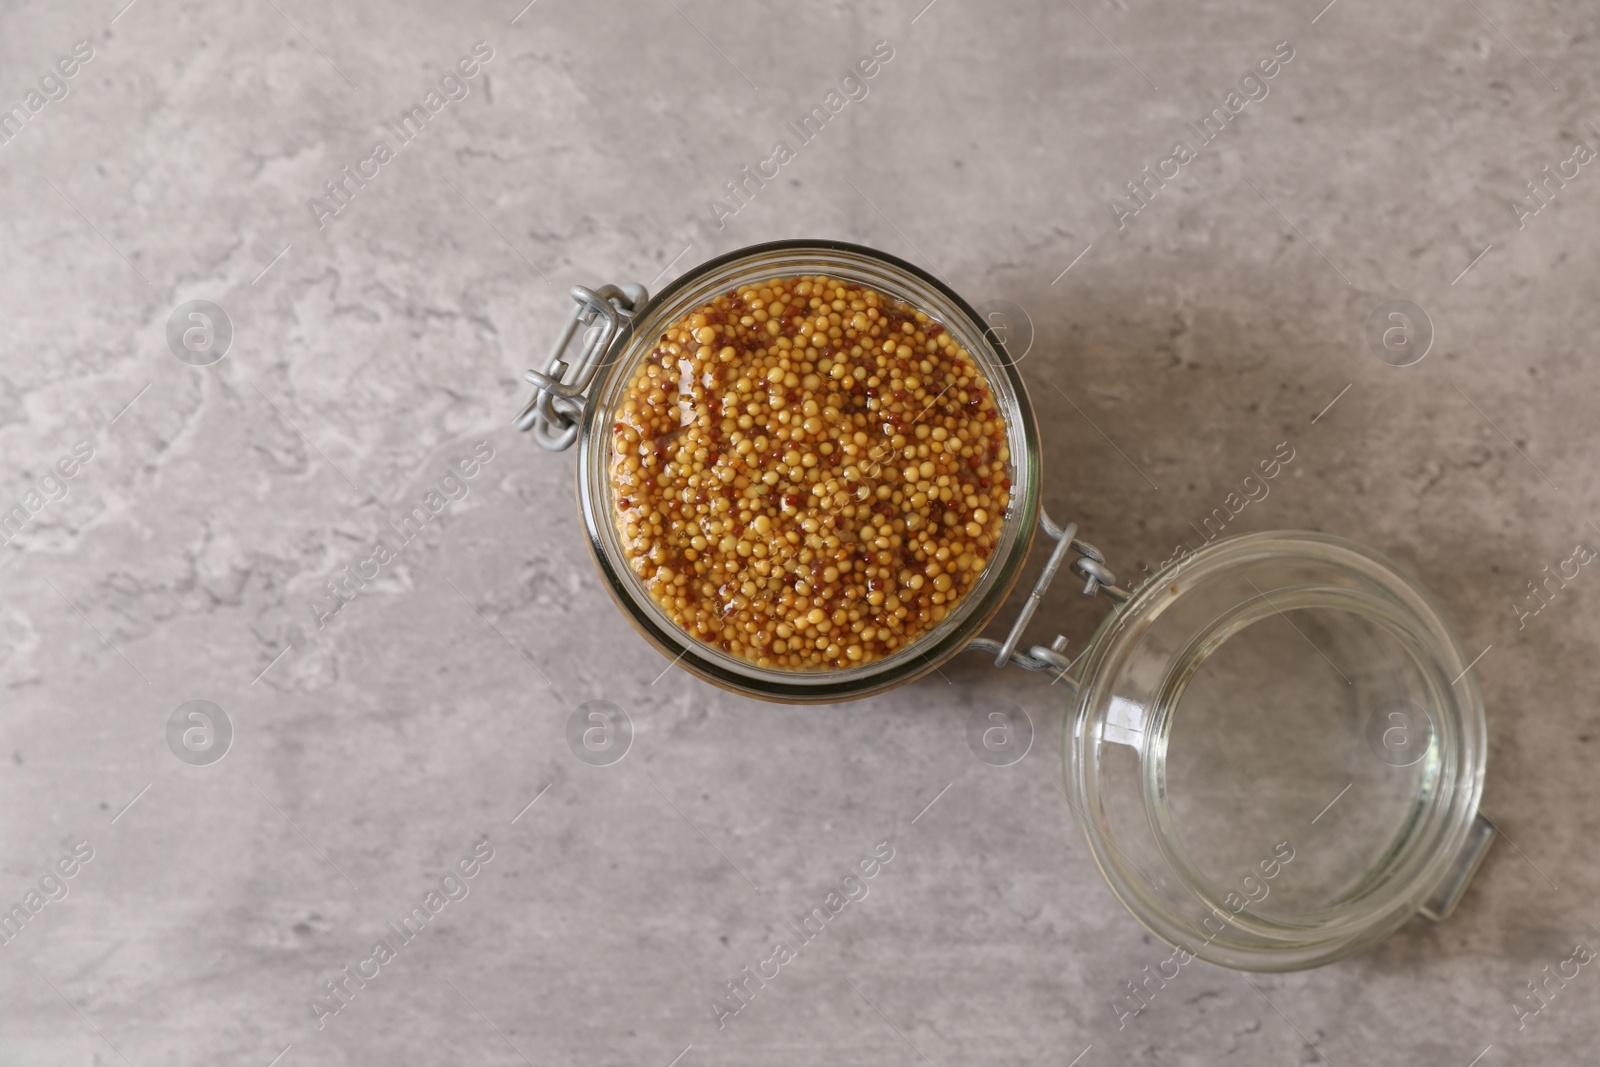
[
  {"left": 966, "top": 510, "right": 1129, "bottom": 684},
  {"left": 515, "top": 283, "right": 647, "bottom": 451}
]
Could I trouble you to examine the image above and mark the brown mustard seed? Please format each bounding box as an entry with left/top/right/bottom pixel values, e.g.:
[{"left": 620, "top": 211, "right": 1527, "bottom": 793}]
[{"left": 609, "top": 275, "right": 1011, "bottom": 671}]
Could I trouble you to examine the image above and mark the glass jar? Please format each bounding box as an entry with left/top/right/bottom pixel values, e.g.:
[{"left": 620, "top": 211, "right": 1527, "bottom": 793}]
[
  {"left": 515, "top": 239, "right": 1491, "bottom": 971},
  {"left": 561, "top": 241, "right": 1042, "bottom": 702}
]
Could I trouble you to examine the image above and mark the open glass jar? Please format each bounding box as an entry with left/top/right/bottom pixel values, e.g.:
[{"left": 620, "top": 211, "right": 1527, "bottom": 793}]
[{"left": 516, "top": 239, "right": 1491, "bottom": 971}]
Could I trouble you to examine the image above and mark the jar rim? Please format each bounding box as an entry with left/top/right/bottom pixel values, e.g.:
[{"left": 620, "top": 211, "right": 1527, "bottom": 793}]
[{"left": 573, "top": 239, "right": 1042, "bottom": 702}]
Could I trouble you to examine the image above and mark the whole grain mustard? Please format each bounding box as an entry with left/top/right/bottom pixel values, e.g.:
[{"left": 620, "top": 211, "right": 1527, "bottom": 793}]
[{"left": 610, "top": 275, "right": 1010, "bottom": 671}]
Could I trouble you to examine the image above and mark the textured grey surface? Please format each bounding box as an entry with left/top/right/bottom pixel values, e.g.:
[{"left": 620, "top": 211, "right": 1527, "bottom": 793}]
[{"left": 2, "top": 0, "right": 1598, "bottom": 1064}]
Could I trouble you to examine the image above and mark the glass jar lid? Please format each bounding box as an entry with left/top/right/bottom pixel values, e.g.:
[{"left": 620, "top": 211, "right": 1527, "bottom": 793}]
[{"left": 1066, "top": 531, "right": 1488, "bottom": 970}]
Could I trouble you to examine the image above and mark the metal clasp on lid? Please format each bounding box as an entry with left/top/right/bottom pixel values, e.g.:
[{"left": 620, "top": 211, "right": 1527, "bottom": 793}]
[
  {"left": 1419, "top": 809, "right": 1495, "bottom": 922},
  {"left": 967, "top": 510, "right": 1131, "bottom": 682},
  {"left": 515, "top": 283, "right": 647, "bottom": 451}
]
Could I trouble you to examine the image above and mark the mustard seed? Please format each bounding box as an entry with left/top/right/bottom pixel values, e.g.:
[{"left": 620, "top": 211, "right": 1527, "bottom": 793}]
[{"left": 610, "top": 275, "right": 1011, "bottom": 671}]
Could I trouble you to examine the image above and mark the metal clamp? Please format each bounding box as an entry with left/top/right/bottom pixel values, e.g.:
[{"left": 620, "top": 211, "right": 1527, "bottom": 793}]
[
  {"left": 515, "top": 283, "right": 647, "bottom": 451},
  {"left": 1419, "top": 810, "right": 1495, "bottom": 923},
  {"left": 966, "top": 510, "right": 1130, "bottom": 682}
]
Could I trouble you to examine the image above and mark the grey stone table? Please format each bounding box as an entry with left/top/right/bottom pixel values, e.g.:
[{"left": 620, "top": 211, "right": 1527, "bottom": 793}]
[{"left": 2, "top": 0, "right": 1597, "bottom": 1064}]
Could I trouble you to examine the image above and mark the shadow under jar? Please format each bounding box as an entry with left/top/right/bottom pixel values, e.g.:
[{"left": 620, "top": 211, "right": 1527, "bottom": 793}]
[{"left": 515, "top": 239, "right": 1492, "bottom": 971}]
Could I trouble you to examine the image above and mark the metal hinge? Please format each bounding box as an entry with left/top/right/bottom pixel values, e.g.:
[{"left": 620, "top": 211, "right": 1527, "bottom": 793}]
[
  {"left": 966, "top": 510, "right": 1129, "bottom": 684},
  {"left": 514, "top": 283, "right": 647, "bottom": 451}
]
